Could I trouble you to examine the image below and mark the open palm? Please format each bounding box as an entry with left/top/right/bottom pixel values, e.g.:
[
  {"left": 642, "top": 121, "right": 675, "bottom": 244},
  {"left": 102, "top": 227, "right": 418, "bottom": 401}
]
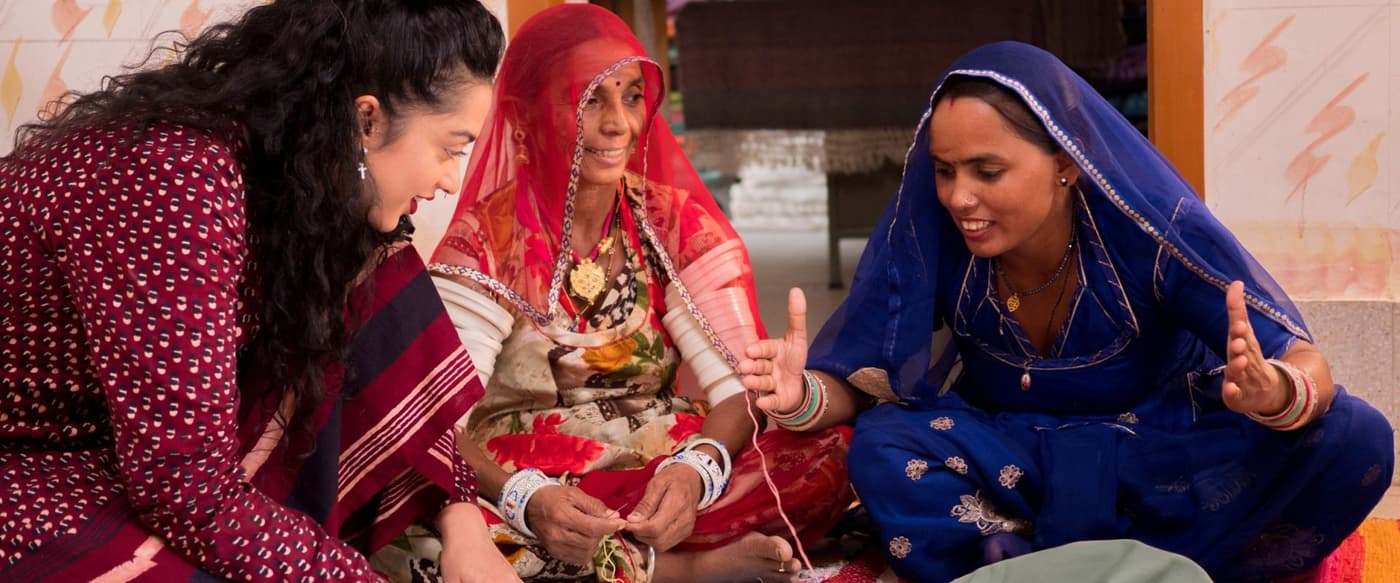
[
  {"left": 1222, "top": 281, "right": 1286, "bottom": 415},
  {"left": 739, "top": 288, "right": 809, "bottom": 413}
]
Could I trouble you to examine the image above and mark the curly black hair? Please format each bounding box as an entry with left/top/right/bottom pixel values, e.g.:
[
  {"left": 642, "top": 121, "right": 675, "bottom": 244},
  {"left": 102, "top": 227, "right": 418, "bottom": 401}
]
[{"left": 17, "top": 0, "right": 503, "bottom": 440}]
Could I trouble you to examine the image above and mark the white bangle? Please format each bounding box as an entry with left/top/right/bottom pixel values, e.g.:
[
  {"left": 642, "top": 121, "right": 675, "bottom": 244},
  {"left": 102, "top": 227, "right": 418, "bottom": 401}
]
[
  {"left": 497, "top": 468, "right": 559, "bottom": 538},
  {"left": 661, "top": 452, "right": 714, "bottom": 506},
  {"left": 681, "top": 437, "right": 732, "bottom": 478},
  {"left": 658, "top": 438, "right": 732, "bottom": 509},
  {"left": 657, "top": 450, "right": 728, "bottom": 509},
  {"left": 660, "top": 287, "right": 746, "bottom": 404}
]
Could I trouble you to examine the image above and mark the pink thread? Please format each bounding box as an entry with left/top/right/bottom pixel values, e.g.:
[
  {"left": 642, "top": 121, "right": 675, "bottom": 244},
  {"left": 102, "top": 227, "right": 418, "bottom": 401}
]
[
  {"left": 741, "top": 385, "right": 814, "bottom": 571},
  {"left": 633, "top": 203, "right": 812, "bottom": 570}
]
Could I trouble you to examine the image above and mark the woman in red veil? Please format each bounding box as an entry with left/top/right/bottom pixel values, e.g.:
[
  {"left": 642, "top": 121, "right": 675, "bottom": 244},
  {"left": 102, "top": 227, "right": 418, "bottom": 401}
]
[{"left": 408, "top": 4, "right": 853, "bottom": 582}]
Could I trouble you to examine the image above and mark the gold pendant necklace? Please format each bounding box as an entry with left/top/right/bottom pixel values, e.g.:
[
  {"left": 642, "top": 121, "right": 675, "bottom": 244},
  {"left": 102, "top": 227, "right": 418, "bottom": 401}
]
[
  {"left": 569, "top": 234, "right": 614, "bottom": 301},
  {"left": 568, "top": 188, "right": 621, "bottom": 304},
  {"left": 995, "top": 231, "right": 1076, "bottom": 313},
  {"left": 569, "top": 257, "right": 607, "bottom": 300}
]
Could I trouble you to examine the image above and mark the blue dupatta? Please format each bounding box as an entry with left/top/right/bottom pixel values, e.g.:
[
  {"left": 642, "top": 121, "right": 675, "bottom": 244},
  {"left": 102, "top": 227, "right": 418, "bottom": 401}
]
[
  {"left": 808, "top": 41, "right": 1308, "bottom": 404},
  {"left": 815, "top": 42, "right": 1391, "bottom": 583}
]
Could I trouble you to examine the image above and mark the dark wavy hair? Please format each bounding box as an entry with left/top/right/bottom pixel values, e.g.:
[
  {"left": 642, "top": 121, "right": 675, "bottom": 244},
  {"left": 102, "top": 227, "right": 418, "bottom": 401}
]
[{"left": 17, "top": 0, "right": 503, "bottom": 438}]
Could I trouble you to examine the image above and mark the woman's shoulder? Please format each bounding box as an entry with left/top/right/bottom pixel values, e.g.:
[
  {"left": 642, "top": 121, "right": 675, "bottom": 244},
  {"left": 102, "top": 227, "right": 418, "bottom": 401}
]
[
  {"left": 23, "top": 116, "right": 241, "bottom": 164},
  {"left": 119, "top": 118, "right": 244, "bottom": 170},
  {"left": 5, "top": 118, "right": 246, "bottom": 223}
]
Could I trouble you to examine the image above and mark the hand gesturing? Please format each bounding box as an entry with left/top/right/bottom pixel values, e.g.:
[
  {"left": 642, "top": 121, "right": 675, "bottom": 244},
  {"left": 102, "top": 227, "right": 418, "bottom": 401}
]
[
  {"left": 739, "top": 288, "right": 809, "bottom": 414},
  {"left": 1222, "top": 281, "right": 1289, "bottom": 415}
]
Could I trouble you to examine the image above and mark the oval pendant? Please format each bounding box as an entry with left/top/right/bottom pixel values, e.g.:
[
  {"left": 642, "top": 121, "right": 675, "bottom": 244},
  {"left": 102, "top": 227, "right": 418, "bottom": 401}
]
[{"left": 1020, "top": 371, "right": 1031, "bottom": 391}]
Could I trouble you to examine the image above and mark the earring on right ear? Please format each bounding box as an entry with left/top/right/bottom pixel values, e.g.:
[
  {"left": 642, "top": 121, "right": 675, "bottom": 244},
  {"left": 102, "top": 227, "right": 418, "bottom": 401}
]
[
  {"left": 1058, "top": 176, "right": 1070, "bottom": 187},
  {"left": 358, "top": 146, "right": 368, "bottom": 181}
]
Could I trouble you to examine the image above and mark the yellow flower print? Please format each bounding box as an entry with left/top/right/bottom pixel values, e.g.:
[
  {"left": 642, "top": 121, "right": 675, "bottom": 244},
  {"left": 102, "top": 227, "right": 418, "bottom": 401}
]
[{"left": 582, "top": 337, "right": 637, "bottom": 373}]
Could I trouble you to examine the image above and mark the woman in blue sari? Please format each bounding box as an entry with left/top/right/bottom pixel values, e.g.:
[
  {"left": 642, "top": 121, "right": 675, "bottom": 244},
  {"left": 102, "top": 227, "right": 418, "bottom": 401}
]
[{"left": 739, "top": 42, "right": 1393, "bottom": 582}]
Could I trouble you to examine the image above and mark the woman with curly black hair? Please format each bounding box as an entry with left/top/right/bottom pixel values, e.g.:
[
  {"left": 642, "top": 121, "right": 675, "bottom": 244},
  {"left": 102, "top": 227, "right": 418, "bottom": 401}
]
[{"left": 0, "top": 1, "right": 516, "bottom": 581}]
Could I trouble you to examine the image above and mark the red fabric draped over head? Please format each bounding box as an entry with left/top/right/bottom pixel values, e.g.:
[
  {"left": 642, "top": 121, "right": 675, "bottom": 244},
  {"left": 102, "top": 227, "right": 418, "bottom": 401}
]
[{"left": 432, "top": 3, "right": 763, "bottom": 362}]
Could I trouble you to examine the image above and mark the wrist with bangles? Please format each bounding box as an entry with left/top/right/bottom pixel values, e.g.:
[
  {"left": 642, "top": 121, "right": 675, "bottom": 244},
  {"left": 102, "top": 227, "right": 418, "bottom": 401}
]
[
  {"left": 766, "top": 370, "right": 830, "bottom": 432},
  {"left": 656, "top": 437, "right": 732, "bottom": 509},
  {"left": 497, "top": 468, "right": 561, "bottom": 538},
  {"left": 1245, "top": 359, "right": 1320, "bottom": 431}
]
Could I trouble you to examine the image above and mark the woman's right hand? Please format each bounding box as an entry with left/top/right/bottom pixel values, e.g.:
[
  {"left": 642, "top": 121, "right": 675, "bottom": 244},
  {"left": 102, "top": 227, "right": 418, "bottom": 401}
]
[
  {"left": 525, "top": 485, "right": 628, "bottom": 565},
  {"left": 438, "top": 503, "right": 523, "bottom": 583},
  {"left": 739, "top": 287, "right": 809, "bottom": 414}
]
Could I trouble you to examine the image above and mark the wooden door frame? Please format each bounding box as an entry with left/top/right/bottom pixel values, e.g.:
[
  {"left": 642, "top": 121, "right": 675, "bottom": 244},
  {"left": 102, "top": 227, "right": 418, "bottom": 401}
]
[{"left": 1148, "top": 0, "right": 1205, "bottom": 197}]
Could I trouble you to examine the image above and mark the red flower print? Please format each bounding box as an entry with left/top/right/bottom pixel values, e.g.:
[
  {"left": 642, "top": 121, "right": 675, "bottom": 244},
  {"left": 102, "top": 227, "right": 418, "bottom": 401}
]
[
  {"left": 667, "top": 413, "right": 705, "bottom": 444},
  {"left": 487, "top": 433, "right": 608, "bottom": 475}
]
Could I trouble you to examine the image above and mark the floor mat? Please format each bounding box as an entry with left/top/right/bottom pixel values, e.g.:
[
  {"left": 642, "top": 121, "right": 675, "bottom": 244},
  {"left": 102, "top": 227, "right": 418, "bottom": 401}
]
[{"left": 800, "top": 518, "right": 1400, "bottom": 583}]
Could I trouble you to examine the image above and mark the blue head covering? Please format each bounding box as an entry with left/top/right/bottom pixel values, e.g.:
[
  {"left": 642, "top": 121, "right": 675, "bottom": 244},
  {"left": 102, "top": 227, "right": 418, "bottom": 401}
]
[{"left": 807, "top": 41, "right": 1309, "bottom": 403}]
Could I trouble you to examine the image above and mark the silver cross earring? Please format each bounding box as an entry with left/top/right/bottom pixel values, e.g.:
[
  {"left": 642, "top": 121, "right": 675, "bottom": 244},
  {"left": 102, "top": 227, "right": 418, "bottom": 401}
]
[{"left": 358, "top": 146, "right": 368, "bottom": 181}]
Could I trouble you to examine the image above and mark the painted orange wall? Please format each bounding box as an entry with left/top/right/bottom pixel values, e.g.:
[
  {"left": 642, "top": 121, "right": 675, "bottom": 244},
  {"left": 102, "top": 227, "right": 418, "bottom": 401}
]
[
  {"left": 506, "top": 0, "right": 569, "bottom": 37},
  {"left": 1148, "top": 0, "right": 1205, "bottom": 197}
]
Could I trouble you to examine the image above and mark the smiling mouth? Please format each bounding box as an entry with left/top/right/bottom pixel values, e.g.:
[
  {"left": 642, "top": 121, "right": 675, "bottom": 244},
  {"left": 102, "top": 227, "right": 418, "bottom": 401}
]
[
  {"left": 959, "top": 219, "right": 993, "bottom": 232},
  {"left": 584, "top": 146, "right": 627, "bottom": 161}
]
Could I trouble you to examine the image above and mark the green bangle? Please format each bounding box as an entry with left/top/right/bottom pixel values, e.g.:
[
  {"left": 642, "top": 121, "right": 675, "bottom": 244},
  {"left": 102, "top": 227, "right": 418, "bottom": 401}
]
[
  {"left": 1246, "top": 360, "right": 1307, "bottom": 428},
  {"left": 774, "top": 372, "right": 822, "bottom": 426}
]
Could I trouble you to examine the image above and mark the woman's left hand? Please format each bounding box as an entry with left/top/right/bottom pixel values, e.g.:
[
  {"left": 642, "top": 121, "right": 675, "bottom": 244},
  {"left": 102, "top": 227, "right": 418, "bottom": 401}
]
[
  {"left": 1222, "top": 281, "right": 1290, "bottom": 415},
  {"left": 438, "top": 503, "right": 523, "bottom": 583},
  {"left": 623, "top": 463, "right": 702, "bottom": 551}
]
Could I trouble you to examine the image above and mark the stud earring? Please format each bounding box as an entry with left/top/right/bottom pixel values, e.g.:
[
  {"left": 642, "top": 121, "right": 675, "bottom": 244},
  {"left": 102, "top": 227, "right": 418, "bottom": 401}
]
[{"left": 1058, "top": 176, "right": 1069, "bottom": 187}]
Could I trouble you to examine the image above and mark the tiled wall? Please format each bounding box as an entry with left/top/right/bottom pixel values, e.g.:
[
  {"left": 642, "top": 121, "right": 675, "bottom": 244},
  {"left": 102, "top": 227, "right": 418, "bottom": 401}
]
[
  {"left": 1295, "top": 301, "right": 1399, "bottom": 481},
  {"left": 1205, "top": 0, "right": 1399, "bottom": 478}
]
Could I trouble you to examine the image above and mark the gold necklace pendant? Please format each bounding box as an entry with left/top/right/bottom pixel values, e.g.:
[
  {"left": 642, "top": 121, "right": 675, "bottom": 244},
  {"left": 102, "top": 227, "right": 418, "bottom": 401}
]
[
  {"left": 569, "top": 258, "right": 606, "bottom": 300},
  {"left": 1005, "top": 293, "right": 1021, "bottom": 313}
]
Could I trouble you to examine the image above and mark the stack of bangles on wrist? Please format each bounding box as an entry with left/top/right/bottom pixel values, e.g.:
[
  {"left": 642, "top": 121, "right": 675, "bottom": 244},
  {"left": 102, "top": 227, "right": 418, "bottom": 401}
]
[
  {"left": 767, "top": 370, "right": 830, "bottom": 432},
  {"left": 1245, "top": 359, "right": 1320, "bottom": 431},
  {"left": 656, "top": 438, "right": 732, "bottom": 509},
  {"left": 498, "top": 468, "right": 560, "bottom": 538}
]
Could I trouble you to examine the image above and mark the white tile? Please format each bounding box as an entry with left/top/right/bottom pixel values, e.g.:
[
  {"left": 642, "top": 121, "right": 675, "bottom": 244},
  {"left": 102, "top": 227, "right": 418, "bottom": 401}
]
[
  {"left": 1373, "top": 486, "right": 1400, "bottom": 518},
  {"left": 1389, "top": 302, "right": 1400, "bottom": 485},
  {"left": 1295, "top": 302, "right": 1392, "bottom": 408}
]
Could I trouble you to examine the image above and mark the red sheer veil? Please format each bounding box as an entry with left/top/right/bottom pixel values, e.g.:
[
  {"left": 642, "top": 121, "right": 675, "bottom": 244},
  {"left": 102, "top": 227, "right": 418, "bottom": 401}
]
[{"left": 430, "top": 4, "right": 764, "bottom": 366}]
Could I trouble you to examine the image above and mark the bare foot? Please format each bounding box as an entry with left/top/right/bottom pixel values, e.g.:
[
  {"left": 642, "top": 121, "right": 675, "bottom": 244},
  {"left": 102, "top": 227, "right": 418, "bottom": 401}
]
[{"left": 652, "top": 532, "right": 802, "bottom": 583}]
